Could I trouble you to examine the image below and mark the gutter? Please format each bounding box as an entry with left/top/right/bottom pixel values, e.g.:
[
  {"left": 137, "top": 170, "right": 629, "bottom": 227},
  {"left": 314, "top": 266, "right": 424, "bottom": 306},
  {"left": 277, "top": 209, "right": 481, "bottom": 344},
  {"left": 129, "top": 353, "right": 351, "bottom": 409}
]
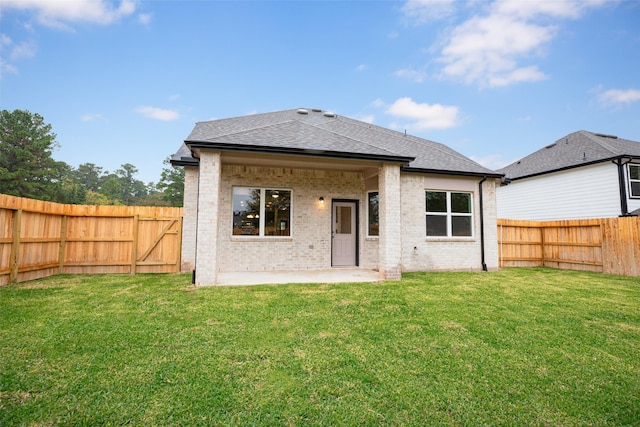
[
  {"left": 402, "top": 166, "right": 503, "bottom": 180},
  {"left": 478, "top": 176, "right": 488, "bottom": 271},
  {"left": 613, "top": 157, "right": 633, "bottom": 216}
]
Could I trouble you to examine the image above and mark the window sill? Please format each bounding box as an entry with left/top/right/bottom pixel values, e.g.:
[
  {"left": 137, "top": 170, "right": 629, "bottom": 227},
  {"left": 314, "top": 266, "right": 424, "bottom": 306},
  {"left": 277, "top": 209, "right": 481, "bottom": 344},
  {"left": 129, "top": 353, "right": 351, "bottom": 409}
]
[
  {"left": 425, "top": 237, "right": 476, "bottom": 242},
  {"left": 231, "top": 236, "right": 293, "bottom": 242}
]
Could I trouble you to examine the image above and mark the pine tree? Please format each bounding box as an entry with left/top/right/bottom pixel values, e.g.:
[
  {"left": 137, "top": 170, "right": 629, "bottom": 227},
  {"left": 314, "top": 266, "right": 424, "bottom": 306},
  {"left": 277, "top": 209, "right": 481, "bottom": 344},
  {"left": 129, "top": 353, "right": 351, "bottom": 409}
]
[{"left": 0, "top": 109, "right": 63, "bottom": 200}]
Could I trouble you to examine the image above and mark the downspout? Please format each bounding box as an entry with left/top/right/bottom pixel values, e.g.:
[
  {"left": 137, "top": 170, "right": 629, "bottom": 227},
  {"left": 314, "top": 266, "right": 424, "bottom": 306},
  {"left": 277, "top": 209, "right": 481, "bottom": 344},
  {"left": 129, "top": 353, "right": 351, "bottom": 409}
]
[
  {"left": 192, "top": 163, "right": 201, "bottom": 285},
  {"left": 478, "top": 176, "right": 488, "bottom": 271},
  {"left": 614, "top": 157, "right": 631, "bottom": 217}
]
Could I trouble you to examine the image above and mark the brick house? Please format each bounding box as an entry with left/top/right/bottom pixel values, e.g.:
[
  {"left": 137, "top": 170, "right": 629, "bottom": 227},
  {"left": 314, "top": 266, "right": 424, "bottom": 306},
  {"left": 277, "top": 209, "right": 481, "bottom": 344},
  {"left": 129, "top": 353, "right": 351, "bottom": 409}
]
[{"left": 171, "top": 108, "right": 503, "bottom": 286}]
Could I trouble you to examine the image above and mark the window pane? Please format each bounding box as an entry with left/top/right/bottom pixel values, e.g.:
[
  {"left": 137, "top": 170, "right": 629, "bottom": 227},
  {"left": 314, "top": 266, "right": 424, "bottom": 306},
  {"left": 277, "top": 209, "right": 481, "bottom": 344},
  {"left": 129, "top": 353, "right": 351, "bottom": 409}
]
[
  {"left": 265, "top": 190, "right": 291, "bottom": 236},
  {"left": 233, "top": 187, "right": 260, "bottom": 235},
  {"left": 368, "top": 192, "right": 379, "bottom": 236},
  {"left": 452, "top": 216, "right": 472, "bottom": 236},
  {"left": 451, "top": 192, "right": 471, "bottom": 213},
  {"left": 426, "top": 191, "right": 447, "bottom": 212},
  {"left": 426, "top": 215, "right": 447, "bottom": 236},
  {"left": 337, "top": 206, "right": 352, "bottom": 234},
  {"left": 630, "top": 165, "right": 640, "bottom": 180},
  {"left": 631, "top": 181, "right": 640, "bottom": 197}
]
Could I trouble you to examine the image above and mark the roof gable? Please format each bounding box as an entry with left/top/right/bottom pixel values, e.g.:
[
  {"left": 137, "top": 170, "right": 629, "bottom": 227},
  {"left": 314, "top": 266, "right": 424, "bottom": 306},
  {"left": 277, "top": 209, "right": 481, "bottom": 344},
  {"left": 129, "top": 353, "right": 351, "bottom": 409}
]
[
  {"left": 498, "top": 131, "right": 640, "bottom": 180},
  {"left": 180, "top": 108, "right": 499, "bottom": 177}
]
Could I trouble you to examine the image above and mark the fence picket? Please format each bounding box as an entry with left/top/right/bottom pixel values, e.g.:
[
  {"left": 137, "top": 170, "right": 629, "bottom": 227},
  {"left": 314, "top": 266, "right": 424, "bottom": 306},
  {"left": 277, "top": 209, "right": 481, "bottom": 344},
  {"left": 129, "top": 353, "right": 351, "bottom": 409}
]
[
  {"left": 498, "top": 217, "right": 640, "bottom": 277},
  {"left": 0, "top": 194, "right": 183, "bottom": 285}
]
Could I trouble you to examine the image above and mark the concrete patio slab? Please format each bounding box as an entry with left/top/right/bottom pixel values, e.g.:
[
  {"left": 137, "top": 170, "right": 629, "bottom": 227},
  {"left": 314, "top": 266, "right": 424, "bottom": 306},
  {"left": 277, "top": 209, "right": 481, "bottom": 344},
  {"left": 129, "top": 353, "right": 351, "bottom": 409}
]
[{"left": 215, "top": 268, "right": 382, "bottom": 286}]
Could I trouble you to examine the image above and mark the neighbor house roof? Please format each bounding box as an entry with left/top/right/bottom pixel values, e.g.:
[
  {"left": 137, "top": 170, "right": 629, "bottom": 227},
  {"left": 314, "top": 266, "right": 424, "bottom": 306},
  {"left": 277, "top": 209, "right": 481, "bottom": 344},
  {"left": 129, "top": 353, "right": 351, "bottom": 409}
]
[
  {"left": 174, "top": 108, "right": 500, "bottom": 178},
  {"left": 498, "top": 131, "right": 640, "bottom": 180}
]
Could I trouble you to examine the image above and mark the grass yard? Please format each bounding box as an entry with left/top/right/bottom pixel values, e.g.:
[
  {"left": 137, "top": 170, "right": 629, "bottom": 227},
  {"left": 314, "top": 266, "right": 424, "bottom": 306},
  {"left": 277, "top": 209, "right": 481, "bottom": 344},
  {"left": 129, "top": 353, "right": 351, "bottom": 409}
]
[{"left": 1, "top": 268, "right": 639, "bottom": 426}]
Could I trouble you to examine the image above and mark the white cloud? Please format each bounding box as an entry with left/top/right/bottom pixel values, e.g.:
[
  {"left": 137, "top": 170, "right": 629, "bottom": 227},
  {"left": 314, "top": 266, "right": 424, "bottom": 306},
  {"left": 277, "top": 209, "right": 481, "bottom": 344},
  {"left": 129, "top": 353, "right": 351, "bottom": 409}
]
[
  {"left": 425, "top": 0, "right": 609, "bottom": 87},
  {"left": 0, "top": 59, "right": 18, "bottom": 77},
  {"left": 138, "top": 12, "right": 152, "bottom": 26},
  {"left": 402, "top": 0, "right": 455, "bottom": 23},
  {"left": 393, "top": 68, "right": 426, "bottom": 83},
  {"left": 356, "top": 64, "right": 368, "bottom": 72},
  {"left": 357, "top": 114, "right": 375, "bottom": 124},
  {"left": 386, "top": 97, "right": 460, "bottom": 130},
  {"left": 135, "top": 106, "right": 180, "bottom": 121},
  {"left": 1, "top": 34, "right": 12, "bottom": 47},
  {"left": 81, "top": 113, "right": 106, "bottom": 122},
  {"left": 9, "top": 40, "right": 37, "bottom": 60},
  {"left": 599, "top": 88, "right": 640, "bottom": 106},
  {"left": 0, "top": 35, "right": 32, "bottom": 77},
  {"left": 1, "top": 0, "right": 137, "bottom": 28},
  {"left": 470, "top": 153, "right": 514, "bottom": 170},
  {"left": 371, "top": 98, "right": 385, "bottom": 108}
]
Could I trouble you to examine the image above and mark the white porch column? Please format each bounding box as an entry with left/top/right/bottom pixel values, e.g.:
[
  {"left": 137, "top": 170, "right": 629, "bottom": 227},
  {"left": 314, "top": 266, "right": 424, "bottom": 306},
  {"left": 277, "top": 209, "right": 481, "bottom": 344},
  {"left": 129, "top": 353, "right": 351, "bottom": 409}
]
[
  {"left": 180, "top": 165, "right": 199, "bottom": 272},
  {"left": 378, "top": 163, "right": 402, "bottom": 280},
  {"left": 195, "top": 151, "right": 221, "bottom": 286}
]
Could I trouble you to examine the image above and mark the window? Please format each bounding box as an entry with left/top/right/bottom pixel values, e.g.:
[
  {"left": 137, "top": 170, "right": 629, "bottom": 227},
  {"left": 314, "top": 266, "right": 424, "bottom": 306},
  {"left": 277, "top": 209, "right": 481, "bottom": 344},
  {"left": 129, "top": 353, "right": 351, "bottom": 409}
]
[
  {"left": 629, "top": 164, "right": 640, "bottom": 198},
  {"left": 426, "top": 190, "right": 473, "bottom": 237},
  {"left": 367, "top": 191, "right": 379, "bottom": 236},
  {"left": 232, "top": 187, "right": 291, "bottom": 236}
]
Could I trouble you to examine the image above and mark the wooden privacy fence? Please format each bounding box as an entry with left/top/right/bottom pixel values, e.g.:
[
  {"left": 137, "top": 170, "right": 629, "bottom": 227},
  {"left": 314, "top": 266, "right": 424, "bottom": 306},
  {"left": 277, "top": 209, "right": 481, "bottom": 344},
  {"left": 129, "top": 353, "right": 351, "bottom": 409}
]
[
  {"left": 498, "top": 217, "right": 640, "bottom": 277},
  {"left": 1, "top": 194, "right": 183, "bottom": 285}
]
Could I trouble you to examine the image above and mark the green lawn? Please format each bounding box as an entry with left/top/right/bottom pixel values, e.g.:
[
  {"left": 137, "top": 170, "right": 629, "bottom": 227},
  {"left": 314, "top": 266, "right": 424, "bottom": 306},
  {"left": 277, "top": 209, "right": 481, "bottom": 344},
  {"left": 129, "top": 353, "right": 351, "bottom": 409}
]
[{"left": 1, "top": 268, "right": 639, "bottom": 426}]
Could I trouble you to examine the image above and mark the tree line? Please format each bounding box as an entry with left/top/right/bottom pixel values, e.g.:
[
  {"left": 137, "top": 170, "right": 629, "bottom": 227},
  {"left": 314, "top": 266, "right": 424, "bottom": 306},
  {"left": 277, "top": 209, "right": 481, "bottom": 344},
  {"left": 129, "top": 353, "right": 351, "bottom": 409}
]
[{"left": 0, "top": 109, "right": 184, "bottom": 207}]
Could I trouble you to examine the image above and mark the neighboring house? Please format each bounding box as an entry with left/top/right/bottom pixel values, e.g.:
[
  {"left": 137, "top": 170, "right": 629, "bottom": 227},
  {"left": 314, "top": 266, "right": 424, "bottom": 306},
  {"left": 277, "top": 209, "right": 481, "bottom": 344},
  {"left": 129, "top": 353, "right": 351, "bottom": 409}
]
[
  {"left": 171, "top": 108, "right": 503, "bottom": 286},
  {"left": 497, "top": 131, "right": 640, "bottom": 220}
]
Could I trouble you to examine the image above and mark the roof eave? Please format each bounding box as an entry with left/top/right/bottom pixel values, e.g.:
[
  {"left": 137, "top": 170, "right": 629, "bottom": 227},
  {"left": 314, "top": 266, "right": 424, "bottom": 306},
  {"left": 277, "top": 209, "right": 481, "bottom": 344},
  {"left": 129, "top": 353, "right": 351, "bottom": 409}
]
[
  {"left": 401, "top": 166, "right": 503, "bottom": 179},
  {"left": 186, "top": 140, "right": 415, "bottom": 164},
  {"left": 169, "top": 156, "right": 199, "bottom": 167},
  {"left": 506, "top": 155, "right": 640, "bottom": 181}
]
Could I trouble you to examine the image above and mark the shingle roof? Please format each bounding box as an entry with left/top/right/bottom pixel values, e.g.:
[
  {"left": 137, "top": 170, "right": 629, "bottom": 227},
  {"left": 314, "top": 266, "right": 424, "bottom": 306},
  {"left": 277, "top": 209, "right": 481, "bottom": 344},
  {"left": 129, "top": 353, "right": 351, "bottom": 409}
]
[
  {"left": 178, "top": 108, "right": 499, "bottom": 177},
  {"left": 498, "top": 130, "right": 640, "bottom": 180}
]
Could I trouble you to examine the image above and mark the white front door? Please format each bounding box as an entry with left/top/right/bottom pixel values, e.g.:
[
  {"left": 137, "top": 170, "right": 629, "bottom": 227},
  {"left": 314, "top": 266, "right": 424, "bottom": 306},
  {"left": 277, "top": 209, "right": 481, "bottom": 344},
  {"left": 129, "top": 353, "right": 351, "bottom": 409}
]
[{"left": 332, "top": 201, "right": 357, "bottom": 266}]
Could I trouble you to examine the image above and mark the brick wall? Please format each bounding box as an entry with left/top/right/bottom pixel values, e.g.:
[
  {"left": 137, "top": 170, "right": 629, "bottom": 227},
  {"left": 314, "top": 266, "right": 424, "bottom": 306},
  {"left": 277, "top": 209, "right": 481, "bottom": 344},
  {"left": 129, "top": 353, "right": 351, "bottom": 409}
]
[
  {"left": 180, "top": 166, "right": 199, "bottom": 272},
  {"left": 400, "top": 174, "right": 500, "bottom": 272},
  {"left": 215, "top": 165, "right": 378, "bottom": 273},
  {"left": 187, "top": 159, "right": 500, "bottom": 283}
]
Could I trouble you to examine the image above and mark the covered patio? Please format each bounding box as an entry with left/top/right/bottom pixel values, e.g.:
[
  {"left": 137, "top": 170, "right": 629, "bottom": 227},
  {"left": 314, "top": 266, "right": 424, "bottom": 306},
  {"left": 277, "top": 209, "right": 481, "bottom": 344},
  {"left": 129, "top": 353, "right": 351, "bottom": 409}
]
[{"left": 215, "top": 268, "right": 382, "bottom": 286}]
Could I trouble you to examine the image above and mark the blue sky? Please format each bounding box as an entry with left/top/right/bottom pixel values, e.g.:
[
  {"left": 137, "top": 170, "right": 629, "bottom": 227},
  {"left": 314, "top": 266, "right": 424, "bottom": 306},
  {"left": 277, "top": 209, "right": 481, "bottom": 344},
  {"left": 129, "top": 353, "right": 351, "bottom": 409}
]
[{"left": 1, "top": 0, "right": 639, "bottom": 184}]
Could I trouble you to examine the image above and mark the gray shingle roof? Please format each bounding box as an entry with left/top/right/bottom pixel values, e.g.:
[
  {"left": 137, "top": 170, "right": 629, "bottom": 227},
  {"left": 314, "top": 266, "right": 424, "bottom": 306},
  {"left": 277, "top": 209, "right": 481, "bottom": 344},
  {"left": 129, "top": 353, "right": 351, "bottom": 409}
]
[
  {"left": 498, "top": 131, "right": 640, "bottom": 180},
  {"left": 177, "top": 108, "right": 499, "bottom": 177}
]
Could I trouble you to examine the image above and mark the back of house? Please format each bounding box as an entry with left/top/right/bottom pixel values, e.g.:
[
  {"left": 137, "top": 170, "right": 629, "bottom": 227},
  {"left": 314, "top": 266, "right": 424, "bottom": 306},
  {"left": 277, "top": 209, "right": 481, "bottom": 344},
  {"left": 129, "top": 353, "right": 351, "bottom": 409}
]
[{"left": 172, "top": 108, "right": 503, "bottom": 286}]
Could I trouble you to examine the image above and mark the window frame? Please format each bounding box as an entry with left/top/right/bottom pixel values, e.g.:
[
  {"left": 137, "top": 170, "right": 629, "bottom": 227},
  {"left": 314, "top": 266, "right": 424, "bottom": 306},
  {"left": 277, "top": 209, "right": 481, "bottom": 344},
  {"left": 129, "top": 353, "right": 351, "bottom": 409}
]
[
  {"left": 628, "top": 164, "right": 640, "bottom": 199},
  {"left": 425, "top": 190, "right": 474, "bottom": 238},
  {"left": 366, "top": 191, "right": 379, "bottom": 237},
  {"left": 231, "top": 187, "right": 292, "bottom": 238}
]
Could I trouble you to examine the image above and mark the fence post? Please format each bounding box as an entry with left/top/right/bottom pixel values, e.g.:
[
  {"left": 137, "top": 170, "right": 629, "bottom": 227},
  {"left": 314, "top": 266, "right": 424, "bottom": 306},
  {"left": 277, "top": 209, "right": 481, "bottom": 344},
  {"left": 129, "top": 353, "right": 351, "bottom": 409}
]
[
  {"left": 130, "top": 215, "right": 139, "bottom": 275},
  {"left": 58, "top": 215, "right": 68, "bottom": 274},
  {"left": 9, "top": 209, "right": 22, "bottom": 283},
  {"left": 540, "top": 225, "right": 545, "bottom": 267}
]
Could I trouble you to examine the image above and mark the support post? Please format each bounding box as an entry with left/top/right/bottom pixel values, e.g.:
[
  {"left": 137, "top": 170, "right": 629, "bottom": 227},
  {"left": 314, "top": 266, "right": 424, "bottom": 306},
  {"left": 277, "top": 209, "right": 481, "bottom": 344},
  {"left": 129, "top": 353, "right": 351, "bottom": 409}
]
[{"left": 378, "top": 163, "right": 402, "bottom": 280}]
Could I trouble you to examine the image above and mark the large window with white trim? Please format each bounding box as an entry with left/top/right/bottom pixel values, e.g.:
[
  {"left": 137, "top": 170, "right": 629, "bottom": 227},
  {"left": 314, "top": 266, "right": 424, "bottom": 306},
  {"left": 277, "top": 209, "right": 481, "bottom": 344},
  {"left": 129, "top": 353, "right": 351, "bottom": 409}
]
[
  {"left": 232, "top": 187, "right": 291, "bottom": 236},
  {"left": 629, "top": 164, "right": 640, "bottom": 198},
  {"left": 426, "top": 190, "right": 473, "bottom": 237}
]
